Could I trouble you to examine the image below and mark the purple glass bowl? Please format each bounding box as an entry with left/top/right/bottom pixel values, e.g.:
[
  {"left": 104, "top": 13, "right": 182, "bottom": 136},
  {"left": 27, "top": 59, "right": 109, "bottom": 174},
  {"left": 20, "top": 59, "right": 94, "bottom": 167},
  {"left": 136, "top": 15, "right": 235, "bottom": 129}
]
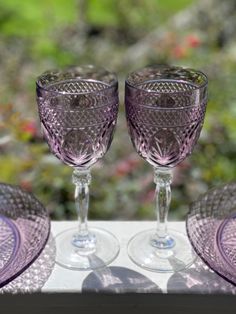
[
  {"left": 0, "top": 183, "right": 50, "bottom": 288},
  {"left": 186, "top": 182, "right": 236, "bottom": 285}
]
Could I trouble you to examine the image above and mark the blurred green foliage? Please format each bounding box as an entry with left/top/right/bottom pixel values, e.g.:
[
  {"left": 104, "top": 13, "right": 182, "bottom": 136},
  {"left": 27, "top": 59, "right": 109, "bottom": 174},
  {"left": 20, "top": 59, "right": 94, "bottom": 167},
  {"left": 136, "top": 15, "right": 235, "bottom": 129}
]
[{"left": 0, "top": 0, "right": 235, "bottom": 221}]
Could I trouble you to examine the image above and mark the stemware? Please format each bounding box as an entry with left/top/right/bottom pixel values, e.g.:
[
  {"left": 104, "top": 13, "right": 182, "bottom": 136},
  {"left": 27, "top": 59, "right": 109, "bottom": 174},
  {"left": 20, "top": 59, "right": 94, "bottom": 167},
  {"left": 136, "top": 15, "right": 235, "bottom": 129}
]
[
  {"left": 36, "top": 65, "right": 120, "bottom": 270},
  {"left": 125, "top": 65, "right": 208, "bottom": 272}
]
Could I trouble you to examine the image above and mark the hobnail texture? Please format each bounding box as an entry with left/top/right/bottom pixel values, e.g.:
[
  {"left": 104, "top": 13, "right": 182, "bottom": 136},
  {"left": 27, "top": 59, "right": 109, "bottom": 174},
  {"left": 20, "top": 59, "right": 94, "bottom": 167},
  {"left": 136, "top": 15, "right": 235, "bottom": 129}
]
[
  {"left": 36, "top": 65, "right": 120, "bottom": 270},
  {"left": 0, "top": 183, "right": 50, "bottom": 288},
  {"left": 125, "top": 65, "right": 208, "bottom": 272},
  {"left": 36, "top": 65, "right": 119, "bottom": 169},
  {"left": 187, "top": 182, "right": 236, "bottom": 285},
  {"left": 125, "top": 65, "right": 207, "bottom": 168},
  {"left": 0, "top": 235, "right": 55, "bottom": 293}
]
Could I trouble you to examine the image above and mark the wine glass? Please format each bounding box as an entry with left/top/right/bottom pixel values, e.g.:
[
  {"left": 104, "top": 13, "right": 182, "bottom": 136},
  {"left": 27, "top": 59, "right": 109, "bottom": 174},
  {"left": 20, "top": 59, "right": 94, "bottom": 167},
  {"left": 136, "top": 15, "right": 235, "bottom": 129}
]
[
  {"left": 36, "top": 65, "right": 120, "bottom": 270},
  {"left": 125, "top": 65, "right": 208, "bottom": 272}
]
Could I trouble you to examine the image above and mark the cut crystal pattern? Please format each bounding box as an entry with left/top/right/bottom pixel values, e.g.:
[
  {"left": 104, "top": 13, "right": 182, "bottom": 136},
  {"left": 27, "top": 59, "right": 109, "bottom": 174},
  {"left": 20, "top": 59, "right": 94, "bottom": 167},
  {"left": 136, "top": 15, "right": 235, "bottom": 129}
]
[
  {"left": 125, "top": 75, "right": 207, "bottom": 167},
  {"left": 37, "top": 78, "right": 118, "bottom": 169},
  {"left": 0, "top": 183, "right": 50, "bottom": 288},
  {"left": 187, "top": 182, "right": 236, "bottom": 285}
]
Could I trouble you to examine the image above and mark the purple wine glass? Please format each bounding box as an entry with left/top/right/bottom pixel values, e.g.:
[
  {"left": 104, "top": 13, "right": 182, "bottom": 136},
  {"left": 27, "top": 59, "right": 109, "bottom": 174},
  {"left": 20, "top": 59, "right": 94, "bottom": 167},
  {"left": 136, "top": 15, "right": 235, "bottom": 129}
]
[
  {"left": 36, "top": 65, "right": 120, "bottom": 270},
  {"left": 125, "top": 65, "right": 208, "bottom": 272}
]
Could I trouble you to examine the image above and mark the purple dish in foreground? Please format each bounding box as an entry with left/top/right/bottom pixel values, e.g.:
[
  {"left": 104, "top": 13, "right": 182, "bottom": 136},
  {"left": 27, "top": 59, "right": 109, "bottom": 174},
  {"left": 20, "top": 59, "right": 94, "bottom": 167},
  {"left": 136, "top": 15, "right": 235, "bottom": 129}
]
[
  {"left": 0, "top": 183, "right": 50, "bottom": 288},
  {"left": 187, "top": 182, "right": 236, "bottom": 286}
]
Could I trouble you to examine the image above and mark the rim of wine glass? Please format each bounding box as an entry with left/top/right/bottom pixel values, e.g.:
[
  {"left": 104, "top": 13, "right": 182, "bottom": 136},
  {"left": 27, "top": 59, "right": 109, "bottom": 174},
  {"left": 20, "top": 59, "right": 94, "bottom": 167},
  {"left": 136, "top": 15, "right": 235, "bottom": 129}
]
[
  {"left": 36, "top": 65, "right": 118, "bottom": 96},
  {"left": 125, "top": 65, "right": 208, "bottom": 94}
]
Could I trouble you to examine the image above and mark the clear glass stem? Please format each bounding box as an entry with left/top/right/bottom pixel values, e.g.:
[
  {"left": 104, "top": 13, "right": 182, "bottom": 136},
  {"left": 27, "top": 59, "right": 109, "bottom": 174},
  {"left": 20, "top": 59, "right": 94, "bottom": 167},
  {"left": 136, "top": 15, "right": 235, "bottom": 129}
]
[
  {"left": 72, "top": 168, "right": 96, "bottom": 250},
  {"left": 151, "top": 167, "right": 175, "bottom": 249}
]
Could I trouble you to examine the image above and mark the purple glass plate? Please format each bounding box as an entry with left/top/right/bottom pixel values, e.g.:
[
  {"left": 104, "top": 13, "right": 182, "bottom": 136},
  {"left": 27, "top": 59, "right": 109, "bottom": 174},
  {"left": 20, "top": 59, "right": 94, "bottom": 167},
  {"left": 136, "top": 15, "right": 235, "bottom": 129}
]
[
  {"left": 186, "top": 182, "right": 236, "bottom": 285},
  {"left": 0, "top": 183, "right": 50, "bottom": 288}
]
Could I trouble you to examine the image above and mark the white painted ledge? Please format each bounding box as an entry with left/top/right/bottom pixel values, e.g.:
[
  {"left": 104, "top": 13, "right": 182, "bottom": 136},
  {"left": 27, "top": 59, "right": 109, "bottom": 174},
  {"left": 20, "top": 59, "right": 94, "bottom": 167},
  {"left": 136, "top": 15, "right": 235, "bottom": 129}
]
[{"left": 43, "top": 221, "right": 235, "bottom": 294}]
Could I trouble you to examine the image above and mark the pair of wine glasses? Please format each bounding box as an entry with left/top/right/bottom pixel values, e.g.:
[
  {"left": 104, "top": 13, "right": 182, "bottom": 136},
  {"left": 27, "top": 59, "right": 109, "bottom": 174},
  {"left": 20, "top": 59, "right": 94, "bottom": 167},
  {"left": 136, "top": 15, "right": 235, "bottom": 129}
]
[{"left": 36, "top": 64, "right": 207, "bottom": 273}]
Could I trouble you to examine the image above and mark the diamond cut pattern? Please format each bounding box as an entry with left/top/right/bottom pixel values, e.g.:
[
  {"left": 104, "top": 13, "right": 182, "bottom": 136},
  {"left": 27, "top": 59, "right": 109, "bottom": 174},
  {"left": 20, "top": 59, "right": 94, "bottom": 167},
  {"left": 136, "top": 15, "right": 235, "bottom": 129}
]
[
  {"left": 125, "top": 76, "right": 207, "bottom": 167},
  {"left": 0, "top": 217, "right": 17, "bottom": 271},
  {"left": 0, "top": 183, "right": 49, "bottom": 288},
  {"left": 37, "top": 79, "right": 118, "bottom": 168},
  {"left": 49, "top": 80, "right": 108, "bottom": 94},
  {"left": 126, "top": 101, "right": 206, "bottom": 127},
  {"left": 187, "top": 182, "right": 236, "bottom": 286},
  {"left": 0, "top": 235, "right": 55, "bottom": 293},
  {"left": 140, "top": 81, "right": 196, "bottom": 93}
]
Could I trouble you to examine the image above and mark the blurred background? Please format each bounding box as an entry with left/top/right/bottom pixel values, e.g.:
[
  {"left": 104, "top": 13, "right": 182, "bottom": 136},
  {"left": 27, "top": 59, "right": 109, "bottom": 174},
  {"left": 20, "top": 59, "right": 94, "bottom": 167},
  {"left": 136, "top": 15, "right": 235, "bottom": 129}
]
[{"left": 0, "top": 0, "right": 236, "bottom": 221}]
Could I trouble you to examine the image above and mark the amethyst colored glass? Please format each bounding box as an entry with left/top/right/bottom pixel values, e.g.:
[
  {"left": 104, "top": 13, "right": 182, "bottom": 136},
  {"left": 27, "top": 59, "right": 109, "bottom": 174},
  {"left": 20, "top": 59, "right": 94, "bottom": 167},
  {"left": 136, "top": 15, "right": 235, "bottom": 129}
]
[
  {"left": 0, "top": 183, "right": 50, "bottom": 288},
  {"left": 187, "top": 182, "right": 236, "bottom": 286},
  {"left": 125, "top": 65, "right": 208, "bottom": 272},
  {"left": 36, "top": 65, "right": 120, "bottom": 270},
  {"left": 0, "top": 235, "right": 56, "bottom": 293}
]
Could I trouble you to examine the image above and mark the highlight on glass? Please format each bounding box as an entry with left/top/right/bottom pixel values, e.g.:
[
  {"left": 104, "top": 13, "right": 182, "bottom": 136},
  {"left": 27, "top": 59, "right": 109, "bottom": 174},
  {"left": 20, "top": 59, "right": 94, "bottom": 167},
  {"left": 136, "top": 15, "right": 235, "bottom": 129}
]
[
  {"left": 36, "top": 65, "right": 120, "bottom": 270},
  {"left": 125, "top": 65, "right": 208, "bottom": 272}
]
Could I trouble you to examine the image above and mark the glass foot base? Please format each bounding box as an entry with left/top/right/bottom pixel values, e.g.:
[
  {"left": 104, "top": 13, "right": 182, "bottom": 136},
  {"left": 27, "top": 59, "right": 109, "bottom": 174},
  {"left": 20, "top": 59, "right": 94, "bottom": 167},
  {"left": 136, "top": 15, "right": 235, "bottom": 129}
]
[
  {"left": 128, "top": 228, "right": 196, "bottom": 272},
  {"left": 55, "top": 227, "right": 120, "bottom": 270}
]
